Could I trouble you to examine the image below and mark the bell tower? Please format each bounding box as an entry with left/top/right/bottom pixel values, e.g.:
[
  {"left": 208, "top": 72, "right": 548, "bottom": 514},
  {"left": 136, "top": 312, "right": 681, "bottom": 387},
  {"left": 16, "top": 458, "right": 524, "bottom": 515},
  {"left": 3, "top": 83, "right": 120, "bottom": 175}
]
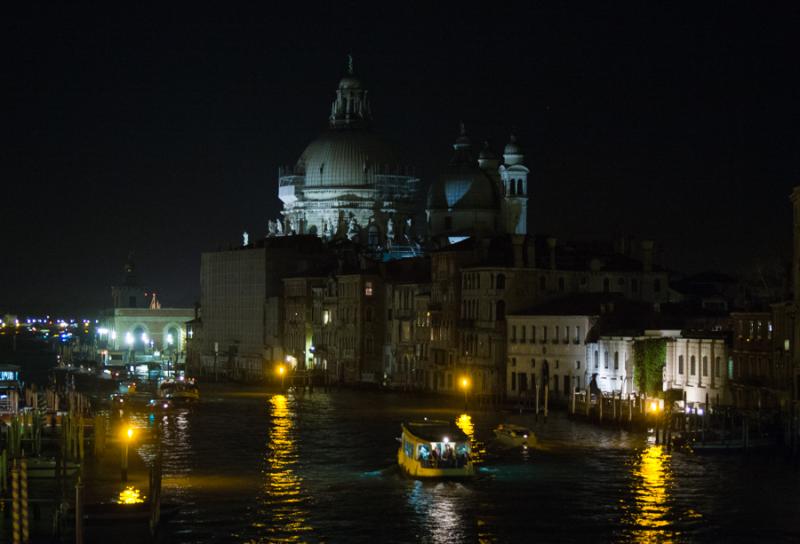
[{"left": 499, "top": 133, "right": 529, "bottom": 235}]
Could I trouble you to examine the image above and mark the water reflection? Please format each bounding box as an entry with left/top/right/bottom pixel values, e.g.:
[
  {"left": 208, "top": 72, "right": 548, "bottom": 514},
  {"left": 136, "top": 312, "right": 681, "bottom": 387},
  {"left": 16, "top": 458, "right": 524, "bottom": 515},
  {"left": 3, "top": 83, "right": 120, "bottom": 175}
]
[
  {"left": 455, "top": 413, "right": 485, "bottom": 463},
  {"left": 260, "top": 394, "right": 312, "bottom": 541},
  {"left": 117, "top": 486, "right": 145, "bottom": 504},
  {"left": 407, "top": 480, "right": 466, "bottom": 543},
  {"left": 625, "top": 445, "right": 675, "bottom": 542}
]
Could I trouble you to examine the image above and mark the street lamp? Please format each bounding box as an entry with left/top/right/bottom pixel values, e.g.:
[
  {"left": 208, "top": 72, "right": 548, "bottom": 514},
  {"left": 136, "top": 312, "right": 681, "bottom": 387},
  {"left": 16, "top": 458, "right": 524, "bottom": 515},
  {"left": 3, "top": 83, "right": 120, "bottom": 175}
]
[
  {"left": 460, "top": 376, "right": 471, "bottom": 409},
  {"left": 277, "top": 365, "right": 286, "bottom": 390},
  {"left": 121, "top": 426, "right": 135, "bottom": 482}
]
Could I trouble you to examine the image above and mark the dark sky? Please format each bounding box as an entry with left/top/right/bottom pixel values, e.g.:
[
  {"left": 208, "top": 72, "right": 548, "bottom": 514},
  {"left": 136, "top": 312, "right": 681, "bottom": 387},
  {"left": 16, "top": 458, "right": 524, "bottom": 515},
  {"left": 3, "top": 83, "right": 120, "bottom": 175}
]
[{"left": 2, "top": 3, "right": 799, "bottom": 315}]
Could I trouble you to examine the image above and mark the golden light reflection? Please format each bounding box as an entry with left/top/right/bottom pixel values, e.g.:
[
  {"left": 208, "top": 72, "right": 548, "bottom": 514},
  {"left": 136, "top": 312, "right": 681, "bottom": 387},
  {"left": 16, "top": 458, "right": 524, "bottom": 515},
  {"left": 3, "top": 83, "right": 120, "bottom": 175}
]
[
  {"left": 117, "top": 486, "right": 145, "bottom": 505},
  {"left": 263, "top": 394, "right": 311, "bottom": 541},
  {"left": 455, "top": 413, "right": 485, "bottom": 463},
  {"left": 625, "top": 445, "right": 679, "bottom": 542}
]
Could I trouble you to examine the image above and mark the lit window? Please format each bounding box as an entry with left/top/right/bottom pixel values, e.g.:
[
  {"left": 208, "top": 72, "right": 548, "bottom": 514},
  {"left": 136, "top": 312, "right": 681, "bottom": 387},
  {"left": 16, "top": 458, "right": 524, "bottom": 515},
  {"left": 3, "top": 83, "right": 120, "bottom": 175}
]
[{"left": 365, "top": 282, "right": 373, "bottom": 296}]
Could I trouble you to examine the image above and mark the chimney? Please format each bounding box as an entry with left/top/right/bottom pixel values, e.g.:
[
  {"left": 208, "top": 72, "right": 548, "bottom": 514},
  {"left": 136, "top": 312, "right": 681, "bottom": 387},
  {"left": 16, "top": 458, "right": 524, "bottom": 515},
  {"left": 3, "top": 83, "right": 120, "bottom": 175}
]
[
  {"left": 546, "top": 237, "right": 557, "bottom": 270},
  {"left": 641, "top": 240, "right": 654, "bottom": 273},
  {"left": 512, "top": 235, "right": 524, "bottom": 268},
  {"left": 525, "top": 236, "right": 536, "bottom": 268}
]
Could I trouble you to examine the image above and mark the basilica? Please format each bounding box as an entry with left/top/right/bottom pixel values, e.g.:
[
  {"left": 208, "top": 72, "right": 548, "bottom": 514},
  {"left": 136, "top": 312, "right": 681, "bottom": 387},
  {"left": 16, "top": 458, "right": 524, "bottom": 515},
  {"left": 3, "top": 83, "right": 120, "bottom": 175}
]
[{"left": 272, "top": 56, "right": 528, "bottom": 250}]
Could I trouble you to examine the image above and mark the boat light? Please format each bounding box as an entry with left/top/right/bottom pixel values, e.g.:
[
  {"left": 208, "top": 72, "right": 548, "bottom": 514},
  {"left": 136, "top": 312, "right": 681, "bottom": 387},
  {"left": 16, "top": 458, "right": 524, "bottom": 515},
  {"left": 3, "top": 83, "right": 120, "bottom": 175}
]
[{"left": 443, "top": 436, "right": 449, "bottom": 444}]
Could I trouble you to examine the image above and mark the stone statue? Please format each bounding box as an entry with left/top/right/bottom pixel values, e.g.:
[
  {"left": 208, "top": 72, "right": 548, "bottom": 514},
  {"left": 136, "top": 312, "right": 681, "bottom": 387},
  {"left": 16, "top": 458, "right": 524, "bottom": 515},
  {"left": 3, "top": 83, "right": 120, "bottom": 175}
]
[
  {"left": 322, "top": 218, "right": 330, "bottom": 238},
  {"left": 288, "top": 217, "right": 297, "bottom": 235},
  {"left": 268, "top": 219, "right": 276, "bottom": 237},
  {"left": 387, "top": 217, "right": 394, "bottom": 241},
  {"left": 276, "top": 218, "right": 284, "bottom": 235},
  {"left": 242, "top": 231, "right": 249, "bottom": 246},
  {"left": 404, "top": 217, "right": 413, "bottom": 241},
  {"left": 347, "top": 215, "right": 359, "bottom": 241}
]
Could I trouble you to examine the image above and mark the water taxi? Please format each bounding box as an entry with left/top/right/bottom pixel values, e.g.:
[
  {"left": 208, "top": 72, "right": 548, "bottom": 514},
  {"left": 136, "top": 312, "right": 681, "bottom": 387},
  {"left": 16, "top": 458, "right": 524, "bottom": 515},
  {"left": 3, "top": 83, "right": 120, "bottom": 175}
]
[
  {"left": 493, "top": 424, "right": 537, "bottom": 449},
  {"left": 398, "top": 420, "right": 474, "bottom": 479},
  {"left": 158, "top": 378, "right": 199, "bottom": 403}
]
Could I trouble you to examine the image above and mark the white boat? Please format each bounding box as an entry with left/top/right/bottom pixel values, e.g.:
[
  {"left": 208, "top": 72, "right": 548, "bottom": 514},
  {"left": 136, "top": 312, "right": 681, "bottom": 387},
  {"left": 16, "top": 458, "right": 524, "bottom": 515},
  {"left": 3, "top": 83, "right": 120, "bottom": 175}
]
[
  {"left": 158, "top": 378, "right": 199, "bottom": 403},
  {"left": 398, "top": 421, "right": 475, "bottom": 479},
  {"left": 493, "top": 424, "right": 537, "bottom": 449}
]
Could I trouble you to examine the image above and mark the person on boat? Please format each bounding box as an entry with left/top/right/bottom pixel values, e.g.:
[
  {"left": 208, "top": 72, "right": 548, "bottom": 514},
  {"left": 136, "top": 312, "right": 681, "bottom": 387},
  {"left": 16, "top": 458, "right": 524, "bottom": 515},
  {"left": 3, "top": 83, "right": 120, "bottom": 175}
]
[{"left": 431, "top": 446, "right": 439, "bottom": 467}]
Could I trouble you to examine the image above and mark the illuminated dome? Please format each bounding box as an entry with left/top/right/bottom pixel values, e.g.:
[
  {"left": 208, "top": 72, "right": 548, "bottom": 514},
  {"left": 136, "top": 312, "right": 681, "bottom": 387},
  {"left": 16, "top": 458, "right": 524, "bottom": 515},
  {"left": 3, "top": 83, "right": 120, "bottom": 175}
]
[
  {"left": 276, "top": 56, "right": 422, "bottom": 243},
  {"left": 297, "top": 130, "right": 405, "bottom": 188}
]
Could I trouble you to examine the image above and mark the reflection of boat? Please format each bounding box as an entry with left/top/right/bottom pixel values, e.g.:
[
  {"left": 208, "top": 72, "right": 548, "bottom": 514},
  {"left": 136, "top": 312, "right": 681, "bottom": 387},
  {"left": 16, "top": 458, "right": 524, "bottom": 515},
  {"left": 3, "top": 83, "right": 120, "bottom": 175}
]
[
  {"left": 158, "top": 379, "right": 199, "bottom": 403},
  {"left": 493, "top": 424, "right": 537, "bottom": 449},
  {"left": 398, "top": 420, "right": 474, "bottom": 479}
]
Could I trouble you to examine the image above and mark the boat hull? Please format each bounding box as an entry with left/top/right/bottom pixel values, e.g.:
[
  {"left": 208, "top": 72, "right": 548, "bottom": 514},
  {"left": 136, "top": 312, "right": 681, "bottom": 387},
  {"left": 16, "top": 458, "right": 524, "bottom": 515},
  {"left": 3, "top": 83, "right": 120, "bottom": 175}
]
[{"left": 397, "top": 448, "right": 475, "bottom": 479}]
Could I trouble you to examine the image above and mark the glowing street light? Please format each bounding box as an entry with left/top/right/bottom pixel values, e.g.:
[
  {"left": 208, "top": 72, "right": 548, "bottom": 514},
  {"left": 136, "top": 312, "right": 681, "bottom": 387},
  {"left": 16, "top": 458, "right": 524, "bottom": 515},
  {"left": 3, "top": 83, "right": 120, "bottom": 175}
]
[
  {"left": 166, "top": 333, "right": 174, "bottom": 346},
  {"left": 460, "top": 375, "right": 471, "bottom": 408},
  {"left": 277, "top": 365, "right": 286, "bottom": 389},
  {"left": 125, "top": 332, "right": 134, "bottom": 346}
]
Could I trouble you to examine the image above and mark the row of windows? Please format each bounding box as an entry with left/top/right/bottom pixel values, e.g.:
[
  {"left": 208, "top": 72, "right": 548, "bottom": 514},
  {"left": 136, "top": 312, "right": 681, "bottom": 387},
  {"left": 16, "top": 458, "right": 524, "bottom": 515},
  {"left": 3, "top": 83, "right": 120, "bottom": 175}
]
[
  {"left": 676, "top": 355, "right": 721, "bottom": 378},
  {"left": 509, "top": 372, "right": 580, "bottom": 393},
  {"left": 736, "top": 319, "right": 773, "bottom": 341},
  {"left": 510, "top": 324, "right": 582, "bottom": 344},
  {"left": 592, "top": 350, "right": 622, "bottom": 370},
  {"left": 463, "top": 273, "right": 506, "bottom": 290},
  {"left": 509, "top": 357, "right": 581, "bottom": 371}
]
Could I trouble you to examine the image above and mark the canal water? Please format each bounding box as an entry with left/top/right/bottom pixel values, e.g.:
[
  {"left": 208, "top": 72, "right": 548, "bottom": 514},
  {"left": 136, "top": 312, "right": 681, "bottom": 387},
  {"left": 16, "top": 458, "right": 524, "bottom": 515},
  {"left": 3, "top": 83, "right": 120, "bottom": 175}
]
[{"left": 131, "top": 387, "right": 800, "bottom": 543}]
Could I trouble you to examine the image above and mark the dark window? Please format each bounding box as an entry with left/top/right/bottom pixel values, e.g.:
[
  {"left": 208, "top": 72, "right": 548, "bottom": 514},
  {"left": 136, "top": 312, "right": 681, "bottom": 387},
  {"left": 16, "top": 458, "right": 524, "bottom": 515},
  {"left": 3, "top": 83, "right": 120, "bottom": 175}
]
[
  {"left": 511, "top": 372, "right": 517, "bottom": 390},
  {"left": 614, "top": 351, "right": 619, "bottom": 370},
  {"left": 678, "top": 355, "right": 684, "bottom": 375},
  {"left": 539, "top": 276, "right": 546, "bottom": 291},
  {"left": 594, "top": 350, "right": 599, "bottom": 369},
  {"left": 604, "top": 351, "right": 609, "bottom": 369},
  {"left": 496, "top": 274, "right": 506, "bottom": 290},
  {"left": 690, "top": 356, "right": 696, "bottom": 376},
  {"left": 558, "top": 277, "right": 565, "bottom": 292},
  {"left": 496, "top": 300, "right": 506, "bottom": 321},
  {"left": 702, "top": 356, "right": 708, "bottom": 377},
  {"left": 444, "top": 216, "right": 453, "bottom": 230},
  {"left": 517, "top": 179, "right": 524, "bottom": 195}
]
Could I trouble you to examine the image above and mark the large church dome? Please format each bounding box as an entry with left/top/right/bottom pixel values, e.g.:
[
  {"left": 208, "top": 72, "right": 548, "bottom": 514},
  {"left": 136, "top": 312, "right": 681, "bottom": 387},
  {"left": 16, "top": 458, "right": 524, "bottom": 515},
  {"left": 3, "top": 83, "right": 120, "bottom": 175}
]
[{"left": 297, "top": 130, "right": 405, "bottom": 188}]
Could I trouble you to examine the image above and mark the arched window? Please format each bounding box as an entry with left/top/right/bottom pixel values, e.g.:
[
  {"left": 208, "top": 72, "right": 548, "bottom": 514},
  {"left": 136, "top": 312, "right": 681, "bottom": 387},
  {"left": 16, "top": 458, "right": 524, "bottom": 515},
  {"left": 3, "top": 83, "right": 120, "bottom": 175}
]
[
  {"left": 702, "top": 356, "right": 708, "bottom": 377},
  {"left": 496, "top": 274, "right": 506, "bottom": 290},
  {"left": 690, "top": 356, "right": 696, "bottom": 376},
  {"left": 614, "top": 351, "right": 619, "bottom": 370},
  {"left": 496, "top": 300, "right": 506, "bottom": 321},
  {"left": 594, "top": 350, "right": 599, "bottom": 369},
  {"left": 604, "top": 351, "right": 609, "bottom": 369},
  {"left": 509, "top": 181, "right": 516, "bottom": 196},
  {"left": 678, "top": 355, "right": 684, "bottom": 374},
  {"left": 517, "top": 179, "right": 524, "bottom": 196}
]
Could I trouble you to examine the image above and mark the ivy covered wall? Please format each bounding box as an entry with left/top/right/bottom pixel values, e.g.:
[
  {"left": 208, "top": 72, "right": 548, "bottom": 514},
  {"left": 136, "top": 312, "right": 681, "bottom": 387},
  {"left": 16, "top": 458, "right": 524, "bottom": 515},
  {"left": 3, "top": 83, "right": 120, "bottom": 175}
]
[{"left": 633, "top": 338, "right": 667, "bottom": 396}]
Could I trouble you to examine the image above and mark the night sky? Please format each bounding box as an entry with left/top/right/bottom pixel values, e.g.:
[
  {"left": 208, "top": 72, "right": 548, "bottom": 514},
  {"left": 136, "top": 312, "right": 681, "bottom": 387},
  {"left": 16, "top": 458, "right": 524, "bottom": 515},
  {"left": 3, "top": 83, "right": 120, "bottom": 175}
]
[{"left": 3, "top": 3, "right": 799, "bottom": 315}]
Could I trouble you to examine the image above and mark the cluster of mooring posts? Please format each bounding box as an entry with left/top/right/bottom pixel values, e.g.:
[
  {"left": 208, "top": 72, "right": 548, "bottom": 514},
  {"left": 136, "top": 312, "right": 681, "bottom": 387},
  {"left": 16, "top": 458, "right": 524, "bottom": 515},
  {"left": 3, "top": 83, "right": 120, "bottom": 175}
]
[
  {"left": 0, "top": 382, "right": 165, "bottom": 543},
  {"left": 566, "top": 388, "right": 799, "bottom": 454}
]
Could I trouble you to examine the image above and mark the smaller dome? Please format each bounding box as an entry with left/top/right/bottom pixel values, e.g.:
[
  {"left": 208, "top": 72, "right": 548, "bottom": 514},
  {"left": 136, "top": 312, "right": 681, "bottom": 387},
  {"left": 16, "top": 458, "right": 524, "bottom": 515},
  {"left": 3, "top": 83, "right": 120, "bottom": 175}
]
[
  {"left": 427, "top": 164, "right": 501, "bottom": 211},
  {"left": 504, "top": 133, "right": 521, "bottom": 155},
  {"left": 478, "top": 141, "right": 498, "bottom": 160}
]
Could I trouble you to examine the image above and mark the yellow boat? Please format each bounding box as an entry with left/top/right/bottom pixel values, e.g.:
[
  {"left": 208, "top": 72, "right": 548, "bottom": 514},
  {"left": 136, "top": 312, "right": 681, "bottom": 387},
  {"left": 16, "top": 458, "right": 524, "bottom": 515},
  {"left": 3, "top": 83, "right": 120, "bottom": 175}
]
[{"left": 398, "top": 421, "right": 475, "bottom": 479}]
